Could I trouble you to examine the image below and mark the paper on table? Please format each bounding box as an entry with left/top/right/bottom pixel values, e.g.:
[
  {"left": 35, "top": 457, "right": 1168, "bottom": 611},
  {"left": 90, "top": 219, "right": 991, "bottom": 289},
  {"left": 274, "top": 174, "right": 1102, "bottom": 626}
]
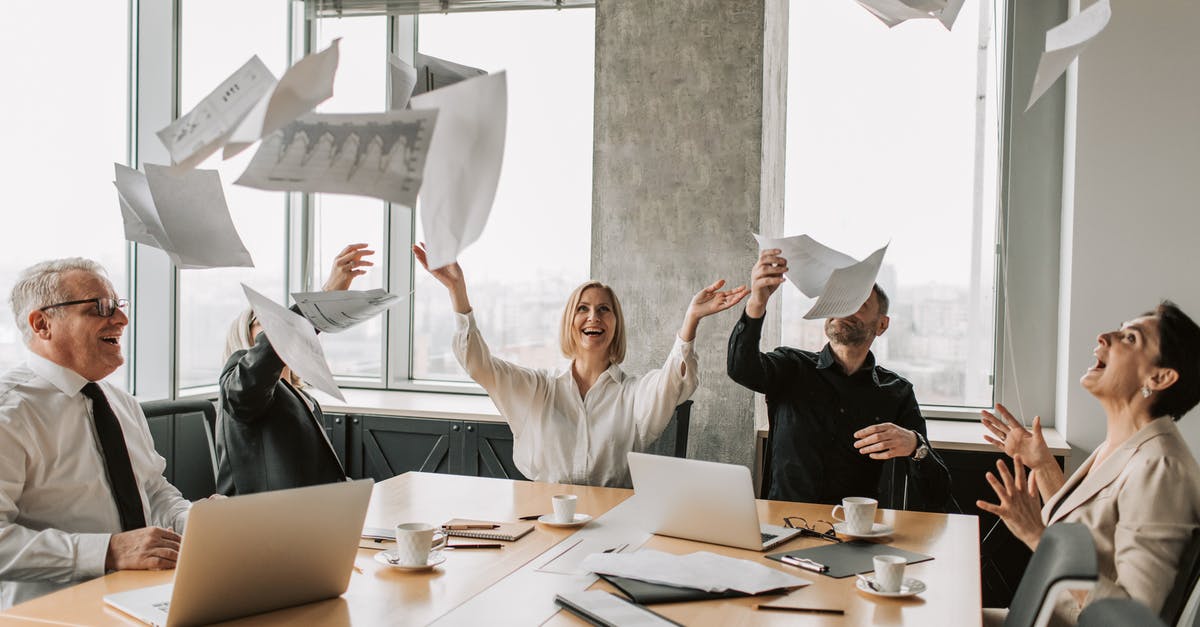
[
  {"left": 1026, "top": 0, "right": 1111, "bottom": 111},
  {"left": 580, "top": 550, "right": 809, "bottom": 595},
  {"left": 156, "top": 56, "right": 277, "bottom": 170},
  {"left": 388, "top": 54, "right": 418, "bottom": 110},
  {"left": 224, "top": 39, "right": 341, "bottom": 159},
  {"left": 854, "top": 0, "right": 965, "bottom": 30},
  {"left": 410, "top": 71, "right": 507, "bottom": 270},
  {"left": 291, "top": 289, "right": 406, "bottom": 333},
  {"left": 803, "top": 243, "right": 888, "bottom": 320},
  {"left": 241, "top": 284, "right": 345, "bottom": 402},
  {"left": 753, "top": 234, "right": 888, "bottom": 320},
  {"left": 411, "top": 52, "right": 487, "bottom": 97},
  {"left": 235, "top": 109, "right": 437, "bottom": 207}
]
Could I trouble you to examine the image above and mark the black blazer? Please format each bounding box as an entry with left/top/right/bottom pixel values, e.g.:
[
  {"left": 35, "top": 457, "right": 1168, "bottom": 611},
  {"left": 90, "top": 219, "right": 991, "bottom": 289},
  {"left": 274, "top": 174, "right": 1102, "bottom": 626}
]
[{"left": 216, "top": 331, "right": 346, "bottom": 495}]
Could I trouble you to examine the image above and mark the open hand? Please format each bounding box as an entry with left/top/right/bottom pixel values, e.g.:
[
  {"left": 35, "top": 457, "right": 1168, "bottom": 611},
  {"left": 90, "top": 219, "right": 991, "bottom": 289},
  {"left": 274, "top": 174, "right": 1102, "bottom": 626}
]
[
  {"left": 976, "top": 456, "right": 1045, "bottom": 551},
  {"left": 853, "top": 423, "right": 918, "bottom": 459},
  {"left": 980, "top": 403, "right": 1052, "bottom": 470},
  {"left": 687, "top": 279, "right": 749, "bottom": 320},
  {"left": 105, "top": 526, "right": 182, "bottom": 571},
  {"left": 322, "top": 243, "right": 374, "bottom": 291},
  {"left": 413, "top": 243, "right": 464, "bottom": 289}
]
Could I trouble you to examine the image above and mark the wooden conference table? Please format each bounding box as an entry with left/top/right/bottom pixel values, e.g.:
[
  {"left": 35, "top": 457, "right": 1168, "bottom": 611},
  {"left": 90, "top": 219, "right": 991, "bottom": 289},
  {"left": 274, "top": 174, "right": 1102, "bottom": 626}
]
[{"left": 0, "top": 473, "right": 980, "bottom": 626}]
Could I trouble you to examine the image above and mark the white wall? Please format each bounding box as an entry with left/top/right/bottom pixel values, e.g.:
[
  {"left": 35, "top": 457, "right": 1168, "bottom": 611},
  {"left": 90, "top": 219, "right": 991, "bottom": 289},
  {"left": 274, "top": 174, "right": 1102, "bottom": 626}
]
[{"left": 1058, "top": 0, "right": 1200, "bottom": 459}]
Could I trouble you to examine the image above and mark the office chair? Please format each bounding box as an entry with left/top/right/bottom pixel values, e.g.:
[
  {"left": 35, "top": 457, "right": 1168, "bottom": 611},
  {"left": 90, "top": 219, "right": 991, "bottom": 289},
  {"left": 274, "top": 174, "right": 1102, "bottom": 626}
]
[
  {"left": 671, "top": 400, "right": 692, "bottom": 458},
  {"left": 1079, "top": 598, "right": 1168, "bottom": 627},
  {"left": 1004, "top": 522, "right": 1098, "bottom": 627},
  {"left": 1161, "top": 527, "right": 1200, "bottom": 627},
  {"left": 140, "top": 398, "right": 218, "bottom": 500}
]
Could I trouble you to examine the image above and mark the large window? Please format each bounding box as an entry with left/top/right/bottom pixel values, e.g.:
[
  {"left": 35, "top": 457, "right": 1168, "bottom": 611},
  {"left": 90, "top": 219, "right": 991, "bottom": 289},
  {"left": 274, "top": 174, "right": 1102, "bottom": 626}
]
[
  {"left": 176, "top": 0, "right": 290, "bottom": 390},
  {"left": 0, "top": 5, "right": 130, "bottom": 384},
  {"left": 783, "top": 0, "right": 1000, "bottom": 409}
]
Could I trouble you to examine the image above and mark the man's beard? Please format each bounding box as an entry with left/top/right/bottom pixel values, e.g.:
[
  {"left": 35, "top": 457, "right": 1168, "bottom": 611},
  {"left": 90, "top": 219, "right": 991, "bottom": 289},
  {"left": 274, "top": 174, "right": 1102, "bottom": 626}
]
[{"left": 825, "top": 317, "right": 873, "bottom": 346}]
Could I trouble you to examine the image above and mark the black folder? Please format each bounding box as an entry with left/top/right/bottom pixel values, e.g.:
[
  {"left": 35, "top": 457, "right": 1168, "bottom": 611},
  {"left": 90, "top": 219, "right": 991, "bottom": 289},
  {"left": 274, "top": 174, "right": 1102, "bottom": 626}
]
[
  {"left": 600, "top": 574, "right": 790, "bottom": 605},
  {"left": 766, "top": 540, "right": 933, "bottom": 578}
]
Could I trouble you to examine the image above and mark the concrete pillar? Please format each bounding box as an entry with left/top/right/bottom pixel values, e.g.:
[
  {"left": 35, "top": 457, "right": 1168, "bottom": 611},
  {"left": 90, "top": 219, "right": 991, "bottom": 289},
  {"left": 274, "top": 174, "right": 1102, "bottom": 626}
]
[{"left": 592, "top": 0, "right": 787, "bottom": 468}]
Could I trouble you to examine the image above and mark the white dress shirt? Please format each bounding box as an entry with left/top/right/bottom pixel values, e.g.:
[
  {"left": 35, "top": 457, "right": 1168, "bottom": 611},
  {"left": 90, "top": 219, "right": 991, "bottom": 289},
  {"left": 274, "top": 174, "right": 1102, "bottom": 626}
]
[
  {"left": 0, "top": 353, "right": 191, "bottom": 608},
  {"left": 453, "top": 311, "right": 699, "bottom": 487}
]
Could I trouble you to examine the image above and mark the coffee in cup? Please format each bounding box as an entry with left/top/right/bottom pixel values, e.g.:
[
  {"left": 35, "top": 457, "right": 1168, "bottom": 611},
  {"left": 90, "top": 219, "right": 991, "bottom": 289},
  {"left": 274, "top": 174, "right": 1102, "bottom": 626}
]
[
  {"left": 831, "top": 496, "right": 878, "bottom": 535},
  {"left": 552, "top": 494, "right": 578, "bottom": 523},
  {"left": 393, "top": 522, "right": 446, "bottom": 567}
]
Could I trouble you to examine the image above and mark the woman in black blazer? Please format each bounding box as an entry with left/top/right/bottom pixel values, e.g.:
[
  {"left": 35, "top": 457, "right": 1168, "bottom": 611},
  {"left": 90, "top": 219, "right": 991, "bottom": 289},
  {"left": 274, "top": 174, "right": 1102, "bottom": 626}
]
[{"left": 215, "top": 244, "right": 373, "bottom": 495}]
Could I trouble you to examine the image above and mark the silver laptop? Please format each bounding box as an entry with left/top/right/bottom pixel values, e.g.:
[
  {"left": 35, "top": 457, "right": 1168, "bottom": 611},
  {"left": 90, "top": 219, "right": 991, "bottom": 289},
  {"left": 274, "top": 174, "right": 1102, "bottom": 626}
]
[
  {"left": 104, "top": 479, "right": 373, "bottom": 627},
  {"left": 627, "top": 452, "right": 800, "bottom": 551}
]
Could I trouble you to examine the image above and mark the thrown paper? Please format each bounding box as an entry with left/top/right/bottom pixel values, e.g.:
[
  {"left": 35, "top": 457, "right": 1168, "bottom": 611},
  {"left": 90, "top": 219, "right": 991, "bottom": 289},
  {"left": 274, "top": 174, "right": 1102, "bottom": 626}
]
[
  {"left": 855, "top": 0, "right": 966, "bottom": 30},
  {"left": 412, "top": 53, "right": 487, "bottom": 97},
  {"left": 388, "top": 54, "right": 418, "bottom": 110},
  {"left": 411, "top": 71, "right": 507, "bottom": 270},
  {"left": 113, "top": 163, "right": 254, "bottom": 269},
  {"left": 224, "top": 40, "right": 341, "bottom": 159},
  {"left": 1026, "top": 0, "right": 1112, "bottom": 111},
  {"left": 291, "top": 289, "right": 406, "bottom": 333},
  {"left": 581, "top": 550, "right": 810, "bottom": 595},
  {"left": 156, "top": 56, "right": 277, "bottom": 169},
  {"left": 754, "top": 233, "right": 888, "bottom": 320},
  {"left": 235, "top": 109, "right": 437, "bottom": 207},
  {"left": 241, "top": 284, "right": 345, "bottom": 402}
]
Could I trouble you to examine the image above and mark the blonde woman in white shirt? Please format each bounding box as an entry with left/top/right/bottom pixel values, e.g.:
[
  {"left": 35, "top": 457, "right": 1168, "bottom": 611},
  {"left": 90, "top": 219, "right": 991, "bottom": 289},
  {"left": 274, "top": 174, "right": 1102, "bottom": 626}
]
[{"left": 414, "top": 244, "right": 748, "bottom": 487}]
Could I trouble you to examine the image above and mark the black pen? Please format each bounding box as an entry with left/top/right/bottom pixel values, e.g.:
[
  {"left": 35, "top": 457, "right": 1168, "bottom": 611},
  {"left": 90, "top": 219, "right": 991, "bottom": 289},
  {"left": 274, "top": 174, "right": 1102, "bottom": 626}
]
[
  {"left": 756, "top": 605, "right": 844, "bottom": 615},
  {"left": 446, "top": 543, "right": 503, "bottom": 549},
  {"left": 780, "top": 555, "right": 829, "bottom": 573}
]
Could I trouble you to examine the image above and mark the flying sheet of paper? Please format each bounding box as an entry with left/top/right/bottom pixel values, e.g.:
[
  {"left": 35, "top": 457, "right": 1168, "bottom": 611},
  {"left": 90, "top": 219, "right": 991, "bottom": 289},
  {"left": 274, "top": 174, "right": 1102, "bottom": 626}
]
[
  {"left": 803, "top": 243, "right": 889, "bottom": 320},
  {"left": 410, "top": 71, "right": 507, "bottom": 270},
  {"left": 411, "top": 52, "right": 487, "bottom": 97},
  {"left": 224, "top": 39, "right": 341, "bottom": 159},
  {"left": 114, "top": 164, "right": 254, "bottom": 269},
  {"left": 753, "top": 233, "right": 888, "bottom": 319},
  {"left": 854, "top": 0, "right": 965, "bottom": 30},
  {"left": 1026, "top": 0, "right": 1112, "bottom": 111},
  {"left": 242, "top": 284, "right": 345, "bottom": 402},
  {"left": 156, "top": 56, "right": 278, "bottom": 170},
  {"left": 290, "top": 289, "right": 406, "bottom": 333},
  {"left": 234, "top": 109, "right": 438, "bottom": 207},
  {"left": 388, "top": 54, "right": 418, "bottom": 110}
]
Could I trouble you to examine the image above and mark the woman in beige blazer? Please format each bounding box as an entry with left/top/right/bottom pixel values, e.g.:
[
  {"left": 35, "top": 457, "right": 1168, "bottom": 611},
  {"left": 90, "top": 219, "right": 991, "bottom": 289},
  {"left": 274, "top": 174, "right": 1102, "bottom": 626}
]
[{"left": 979, "top": 301, "right": 1200, "bottom": 623}]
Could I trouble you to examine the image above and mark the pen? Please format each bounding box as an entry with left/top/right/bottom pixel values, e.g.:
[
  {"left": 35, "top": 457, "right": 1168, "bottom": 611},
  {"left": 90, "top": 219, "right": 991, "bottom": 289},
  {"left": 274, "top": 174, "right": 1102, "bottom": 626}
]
[
  {"left": 755, "top": 605, "right": 844, "bottom": 615},
  {"left": 780, "top": 555, "right": 829, "bottom": 573},
  {"left": 444, "top": 524, "right": 500, "bottom": 530},
  {"left": 445, "top": 543, "right": 503, "bottom": 549}
]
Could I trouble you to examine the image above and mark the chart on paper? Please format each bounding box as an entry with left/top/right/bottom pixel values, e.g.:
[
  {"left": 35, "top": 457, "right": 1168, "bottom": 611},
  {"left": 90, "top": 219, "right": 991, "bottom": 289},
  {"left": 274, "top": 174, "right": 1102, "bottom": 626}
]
[{"left": 236, "top": 110, "right": 438, "bottom": 208}]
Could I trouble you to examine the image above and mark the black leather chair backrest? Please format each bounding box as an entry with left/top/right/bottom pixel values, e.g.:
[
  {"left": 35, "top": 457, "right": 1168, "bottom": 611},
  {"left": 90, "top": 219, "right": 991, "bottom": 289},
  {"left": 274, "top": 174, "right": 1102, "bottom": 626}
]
[
  {"left": 140, "top": 399, "right": 218, "bottom": 501},
  {"left": 1005, "top": 522, "right": 1099, "bottom": 627},
  {"left": 1080, "top": 598, "right": 1169, "bottom": 627},
  {"left": 1161, "top": 527, "right": 1200, "bottom": 626},
  {"left": 671, "top": 400, "right": 692, "bottom": 458}
]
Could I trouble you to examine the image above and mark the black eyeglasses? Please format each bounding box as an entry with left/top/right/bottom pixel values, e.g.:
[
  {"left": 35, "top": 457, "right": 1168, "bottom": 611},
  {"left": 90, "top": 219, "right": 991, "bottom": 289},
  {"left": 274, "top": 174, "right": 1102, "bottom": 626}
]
[
  {"left": 39, "top": 298, "right": 128, "bottom": 318},
  {"left": 783, "top": 516, "right": 842, "bottom": 543}
]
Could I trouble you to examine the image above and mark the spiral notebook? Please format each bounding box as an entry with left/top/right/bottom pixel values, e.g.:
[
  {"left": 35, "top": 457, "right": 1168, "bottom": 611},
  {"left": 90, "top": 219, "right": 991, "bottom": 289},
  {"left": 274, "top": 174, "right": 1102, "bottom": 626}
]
[{"left": 442, "top": 518, "right": 534, "bottom": 542}]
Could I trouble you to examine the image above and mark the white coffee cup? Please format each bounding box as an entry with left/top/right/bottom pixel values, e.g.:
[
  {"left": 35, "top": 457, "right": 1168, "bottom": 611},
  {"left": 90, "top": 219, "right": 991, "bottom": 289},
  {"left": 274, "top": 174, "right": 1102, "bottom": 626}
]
[
  {"left": 393, "top": 522, "right": 446, "bottom": 567},
  {"left": 831, "top": 496, "right": 878, "bottom": 535},
  {"left": 873, "top": 555, "right": 907, "bottom": 593},
  {"left": 552, "top": 494, "right": 578, "bottom": 523}
]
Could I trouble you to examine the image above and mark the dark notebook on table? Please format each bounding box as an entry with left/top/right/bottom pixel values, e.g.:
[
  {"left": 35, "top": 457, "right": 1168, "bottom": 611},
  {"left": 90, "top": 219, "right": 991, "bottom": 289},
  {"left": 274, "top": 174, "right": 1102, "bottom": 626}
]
[
  {"left": 599, "top": 575, "right": 790, "bottom": 605},
  {"left": 766, "top": 540, "right": 933, "bottom": 579}
]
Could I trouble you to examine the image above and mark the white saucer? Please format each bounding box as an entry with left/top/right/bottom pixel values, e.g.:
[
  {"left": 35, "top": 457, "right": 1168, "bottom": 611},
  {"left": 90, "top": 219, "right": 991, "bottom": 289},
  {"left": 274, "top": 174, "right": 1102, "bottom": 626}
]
[
  {"left": 856, "top": 575, "right": 926, "bottom": 598},
  {"left": 537, "top": 513, "right": 593, "bottom": 528},
  {"left": 374, "top": 549, "right": 446, "bottom": 572},
  {"left": 834, "top": 522, "right": 895, "bottom": 539}
]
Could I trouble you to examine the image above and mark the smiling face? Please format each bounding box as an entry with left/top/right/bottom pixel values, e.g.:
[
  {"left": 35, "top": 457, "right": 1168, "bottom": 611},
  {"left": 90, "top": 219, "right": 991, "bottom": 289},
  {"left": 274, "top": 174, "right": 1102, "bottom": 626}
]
[
  {"left": 1081, "top": 315, "right": 1164, "bottom": 402},
  {"left": 560, "top": 281, "right": 626, "bottom": 364},
  {"left": 29, "top": 270, "right": 127, "bottom": 381},
  {"left": 824, "top": 289, "right": 889, "bottom": 347}
]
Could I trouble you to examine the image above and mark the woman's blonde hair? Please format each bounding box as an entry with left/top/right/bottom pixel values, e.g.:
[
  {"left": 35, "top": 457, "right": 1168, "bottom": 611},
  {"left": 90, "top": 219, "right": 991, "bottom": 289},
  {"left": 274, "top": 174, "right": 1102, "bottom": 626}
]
[
  {"left": 223, "top": 308, "right": 303, "bottom": 388},
  {"left": 559, "top": 281, "right": 626, "bottom": 365}
]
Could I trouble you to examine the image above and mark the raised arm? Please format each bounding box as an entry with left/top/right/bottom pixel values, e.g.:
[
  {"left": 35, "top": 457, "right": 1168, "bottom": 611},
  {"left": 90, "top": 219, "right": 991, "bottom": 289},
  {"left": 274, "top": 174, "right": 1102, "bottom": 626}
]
[
  {"left": 677, "top": 279, "right": 748, "bottom": 342},
  {"left": 727, "top": 249, "right": 796, "bottom": 394},
  {"left": 413, "top": 243, "right": 471, "bottom": 314},
  {"left": 980, "top": 403, "right": 1065, "bottom": 501}
]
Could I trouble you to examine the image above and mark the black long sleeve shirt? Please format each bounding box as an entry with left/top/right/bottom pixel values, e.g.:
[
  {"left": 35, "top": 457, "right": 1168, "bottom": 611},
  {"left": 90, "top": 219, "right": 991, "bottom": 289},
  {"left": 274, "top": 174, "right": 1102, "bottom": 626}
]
[{"left": 728, "top": 311, "right": 950, "bottom": 511}]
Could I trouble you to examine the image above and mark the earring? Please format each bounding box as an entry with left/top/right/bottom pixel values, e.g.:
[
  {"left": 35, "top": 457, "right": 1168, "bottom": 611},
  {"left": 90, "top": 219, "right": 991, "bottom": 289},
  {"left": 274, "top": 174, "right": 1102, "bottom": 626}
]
[{"left": 1142, "top": 386, "right": 1152, "bottom": 398}]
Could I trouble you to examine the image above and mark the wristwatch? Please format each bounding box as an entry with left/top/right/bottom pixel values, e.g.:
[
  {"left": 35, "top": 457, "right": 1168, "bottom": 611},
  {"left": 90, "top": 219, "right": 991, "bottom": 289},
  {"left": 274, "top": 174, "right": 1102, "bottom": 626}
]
[{"left": 911, "top": 432, "right": 931, "bottom": 461}]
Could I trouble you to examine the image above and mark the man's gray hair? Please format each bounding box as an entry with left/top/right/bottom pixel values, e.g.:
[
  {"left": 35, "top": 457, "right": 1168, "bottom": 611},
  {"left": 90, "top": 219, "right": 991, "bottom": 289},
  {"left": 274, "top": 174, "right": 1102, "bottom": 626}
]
[{"left": 10, "top": 258, "right": 109, "bottom": 344}]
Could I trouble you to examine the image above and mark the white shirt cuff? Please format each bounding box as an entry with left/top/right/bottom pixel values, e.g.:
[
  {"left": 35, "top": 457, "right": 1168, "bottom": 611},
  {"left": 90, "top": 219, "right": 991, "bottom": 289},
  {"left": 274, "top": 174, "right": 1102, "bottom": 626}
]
[{"left": 74, "top": 533, "right": 111, "bottom": 579}]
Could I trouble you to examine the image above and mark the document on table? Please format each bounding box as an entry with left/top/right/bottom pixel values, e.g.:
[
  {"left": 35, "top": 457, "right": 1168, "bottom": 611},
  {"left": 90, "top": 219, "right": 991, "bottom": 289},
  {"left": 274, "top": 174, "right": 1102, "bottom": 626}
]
[
  {"left": 113, "top": 163, "right": 254, "bottom": 269},
  {"left": 223, "top": 39, "right": 341, "bottom": 159},
  {"left": 156, "top": 56, "right": 277, "bottom": 169},
  {"left": 411, "top": 52, "right": 487, "bottom": 96},
  {"left": 410, "top": 71, "right": 507, "bottom": 270},
  {"left": 854, "top": 0, "right": 965, "bottom": 30},
  {"left": 580, "top": 550, "right": 809, "bottom": 595},
  {"left": 1026, "top": 0, "right": 1111, "bottom": 111},
  {"left": 291, "top": 289, "right": 406, "bottom": 333},
  {"left": 234, "top": 109, "right": 438, "bottom": 207},
  {"left": 241, "top": 285, "right": 345, "bottom": 402},
  {"left": 388, "top": 54, "right": 418, "bottom": 110},
  {"left": 753, "top": 233, "right": 888, "bottom": 320}
]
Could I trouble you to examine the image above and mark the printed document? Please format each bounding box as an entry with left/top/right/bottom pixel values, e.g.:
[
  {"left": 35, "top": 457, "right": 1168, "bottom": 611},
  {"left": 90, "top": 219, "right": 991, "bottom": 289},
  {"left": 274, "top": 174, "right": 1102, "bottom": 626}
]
[
  {"left": 854, "top": 0, "right": 965, "bottom": 30},
  {"left": 1026, "top": 0, "right": 1112, "bottom": 111},
  {"left": 241, "top": 284, "right": 345, "bottom": 402},
  {"left": 411, "top": 53, "right": 487, "bottom": 96},
  {"left": 388, "top": 54, "right": 418, "bottom": 110},
  {"left": 291, "top": 289, "right": 406, "bottom": 333},
  {"left": 753, "top": 233, "right": 889, "bottom": 320}
]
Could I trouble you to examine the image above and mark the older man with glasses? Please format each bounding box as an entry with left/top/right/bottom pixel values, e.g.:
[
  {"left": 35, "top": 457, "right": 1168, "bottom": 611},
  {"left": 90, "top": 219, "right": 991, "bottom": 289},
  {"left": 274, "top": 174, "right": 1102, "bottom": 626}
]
[{"left": 0, "top": 258, "right": 191, "bottom": 608}]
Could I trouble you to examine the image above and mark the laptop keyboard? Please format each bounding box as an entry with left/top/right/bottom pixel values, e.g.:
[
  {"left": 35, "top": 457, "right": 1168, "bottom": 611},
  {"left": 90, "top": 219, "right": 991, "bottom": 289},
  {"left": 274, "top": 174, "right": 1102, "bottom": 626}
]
[
  {"left": 761, "top": 532, "right": 778, "bottom": 545},
  {"left": 152, "top": 601, "right": 170, "bottom": 613}
]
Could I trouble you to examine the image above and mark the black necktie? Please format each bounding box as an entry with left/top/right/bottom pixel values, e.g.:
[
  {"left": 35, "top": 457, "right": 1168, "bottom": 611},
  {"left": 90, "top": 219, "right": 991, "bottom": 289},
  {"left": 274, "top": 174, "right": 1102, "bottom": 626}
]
[{"left": 82, "top": 382, "right": 146, "bottom": 531}]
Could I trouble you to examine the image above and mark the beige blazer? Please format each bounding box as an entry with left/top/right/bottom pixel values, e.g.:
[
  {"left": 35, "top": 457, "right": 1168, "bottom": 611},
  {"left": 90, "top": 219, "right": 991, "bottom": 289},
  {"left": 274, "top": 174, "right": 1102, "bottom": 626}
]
[{"left": 1043, "top": 417, "right": 1200, "bottom": 618}]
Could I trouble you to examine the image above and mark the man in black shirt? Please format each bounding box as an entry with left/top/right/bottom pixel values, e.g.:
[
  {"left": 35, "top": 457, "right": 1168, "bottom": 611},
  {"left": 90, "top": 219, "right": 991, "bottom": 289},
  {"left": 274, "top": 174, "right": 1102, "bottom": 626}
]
[{"left": 727, "top": 247, "right": 950, "bottom": 511}]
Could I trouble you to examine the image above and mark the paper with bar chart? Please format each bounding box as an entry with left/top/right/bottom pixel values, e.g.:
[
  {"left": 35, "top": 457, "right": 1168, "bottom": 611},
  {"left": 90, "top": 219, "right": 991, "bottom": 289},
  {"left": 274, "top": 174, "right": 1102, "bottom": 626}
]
[
  {"left": 291, "top": 289, "right": 406, "bottom": 333},
  {"left": 234, "top": 109, "right": 438, "bottom": 207}
]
